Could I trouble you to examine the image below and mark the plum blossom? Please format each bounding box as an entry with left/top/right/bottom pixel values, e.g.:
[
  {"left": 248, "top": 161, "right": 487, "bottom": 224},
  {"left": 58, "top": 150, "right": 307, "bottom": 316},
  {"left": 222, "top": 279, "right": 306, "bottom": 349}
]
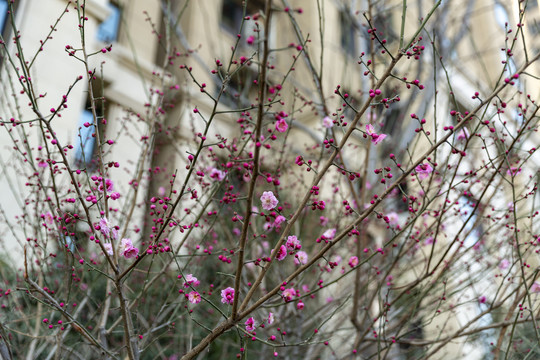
[
  {"left": 499, "top": 258, "right": 510, "bottom": 270},
  {"left": 273, "top": 245, "right": 287, "bottom": 261},
  {"left": 99, "top": 217, "right": 111, "bottom": 236},
  {"left": 531, "top": 281, "right": 540, "bottom": 293},
  {"left": 385, "top": 212, "right": 400, "bottom": 226},
  {"left": 120, "top": 238, "right": 139, "bottom": 259},
  {"left": 415, "top": 163, "right": 433, "bottom": 180},
  {"left": 260, "top": 191, "right": 278, "bottom": 210},
  {"left": 246, "top": 35, "right": 255, "bottom": 45},
  {"left": 322, "top": 228, "right": 336, "bottom": 240},
  {"left": 275, "top": 118, "right": 288, "bottom": 133},
  {"left": 457, "top": 128, "right": 470, "bottom": 141},
  {"left": 506, "top": 167, "right": 522, "bottom": 176},
  {"left": 184, "top": 274, "right": 200, "bottom": 288},
  {"left": 267, "top": 312, "right": 274, "bottom": 324},
  {"left": 282, "top": 287, "right": 296, "bottom": 302},
  {"left": 478, "top": 295, "right": 487, "bottom": 304},
  {"left": 322, "top": 116, "right": 333, "bottom": 129},
  {"left": 187, "top": 291, "right": 201, "bottom": 304},
  {"left": 98, "top": 178, "right": 114, "bottom": 192},
  {"left": 221, "top": 287, "right": 235, "bottom": 305},
  {"left": 348, "top": 256, "right": 359, "bottom": 268},
  {"left": 294, "top": 251, "right": 308, "bottom": 265},
  {"left": 245, "top": 317, "right": 256, "bottom": 332},
  {"left": 365, "top": 124, "right": 387, "bottom": 145},
  {"left": 103, "top": 243, "right": 114, "bottom": 256},
  {"left": 296, "top": 301, "right": 304, "bottom": 310},
  {"left": 286, "top": 235, "right": 301, "bottom": 251},
  {"left": 209, "top": 168, "right": 227, "bottom": 181},
  {"left": 44, "top": 212, "right": 54, "bottom": 225},
  {"left": 274, "top": 215, "right": 286, "bottom": 227}
]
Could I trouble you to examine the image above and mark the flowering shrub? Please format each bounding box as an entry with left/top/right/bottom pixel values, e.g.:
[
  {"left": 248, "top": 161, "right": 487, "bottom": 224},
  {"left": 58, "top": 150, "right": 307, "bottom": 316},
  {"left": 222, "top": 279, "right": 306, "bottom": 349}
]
[{"left": 0, "top": 0, "right": 539, "bottom": 359}]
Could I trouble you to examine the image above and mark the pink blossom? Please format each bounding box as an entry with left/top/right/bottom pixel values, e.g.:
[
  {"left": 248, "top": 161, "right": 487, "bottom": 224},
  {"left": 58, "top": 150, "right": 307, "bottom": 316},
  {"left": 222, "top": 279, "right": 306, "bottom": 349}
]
[
  {"left": 322, "top": 228, "right": 336, "bottom": 240},
  {"left": 478, "top": 295, "right": 487, "bottom": 304},
  {"left": 294, "top": 251, "right": 308, "bottom": 265},
  {"left": 184, "top": 274, "right": 200, "bottom": 287},
  {"left": 110, "top": 192, "right": 121, "bottom": 200},
  {"left": 209, "top": 168, "right": 227, "bottom": 181},
  {"left": 121, "top": 238, "right": 139, "bottom": 259},
  {"left": 348, "top": 256, "right": 359, "bottom": 268},
  {"left": 274, "top": 215, "right": 286, "bottom": 227},
  {"left": 322, "top": 116, "right": 333, "bottom": 129},
  {"left": 99, "top": 178, "right": 114, "bottom": 192},
  {"left": 221, "top": 287, "right": 235, "bottom": 305},
  {"left": 282, "top": 287, "right": 296, "bottom": 302},
  {"left": 44, "top": 212, "right": 54, "bottom": 225},
  {"left": 319, "top": 216, "right": 328, "bottom": 226},
  {"left": 158, "top": 186, "right": 166, "bottom": 196},
  {"left": 103, "top": 243, "right": 114, "bottom": 256},
  {"left": 286, "top": 235, "right": 301, "bottom": 251},
  {"left": 187, "top": 291, "right": 201, "bottom": 304},
  {"left": 506, "top": 167, "right": 521, "bottom": 176},
  {"left": 415, "top": 163, "right": 433, "bottom": 180},
  {"left": 457, "top": 128, "right": 470, "bottom": 141},
  {"left": 424, "top": 237, "right": 435, "bottom": 245},
  {"left": 275, "top": 118, "right": 288, "bottom": 133},
  {"left": 371, "top": 133, "right": 386, "bottom": 145},
  {"left": 246, "top": 35, "right": 255, "bottom": 45},
  {"left": 245, "top": 317, "right": 256, "bottom": 332},
  {"left": 99, "top": 217, "right": 111, "bottom": 236},
  {"left": 365, "top": 123, "right": 387, "bottom": 144},
  {"left": 531, "top": 281, "right": 540, "bottom": 293},
  {"left": 260, "top": 191, "right": 278, "bottom": 210},
  {"left": 499, "top": 259, "right": 510, "bottom": 270},
  {"left": 267, "top": 312, "right": 274, "bottom": 324},
  {"left": 386, "top": 212, "right": 399, "bottom": 226},
  {"left": 296, "top": 301, "right": 304, "bottom": 310},
  {"left": 273, "top": 245, "right": 287, "bottom": 261}
]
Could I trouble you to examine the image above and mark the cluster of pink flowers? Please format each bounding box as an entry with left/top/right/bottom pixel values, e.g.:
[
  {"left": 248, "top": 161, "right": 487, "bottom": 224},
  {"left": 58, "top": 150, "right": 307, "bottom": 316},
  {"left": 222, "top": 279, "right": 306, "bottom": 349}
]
[
  {"left": 348, "top": 256, "right": 359, "bottom": 268},
  {"left": 221, "top": 287, "right": 235, "bottom": 305},
  {"left": 286, "top": 235, "right": 301, "bottom": 251},
  {"left": 273, "top": 245, "right": 287, "bottom": 261},
  {"left": 245, "top": 317, "right": 256, "bottom": 332},
  {"left": 260, "top": 191, "right": 278, "bottom": 210},
  {"left": 209, "top": 167, "right": 227, "bottom": 181},
  {"left": 181, "top": 274, "right": 202, "bottom": 304},
  {"left": 282, "top": 287, "right": 296, "bottom": 302},
  {"left": 365, "top": 124, "right": 387, "bottom": 145},
  {"left": 415, "top": 163, "right": 433, "bottom": 180},
  {"left": 294, "top": 251, "right": 308, "bottom": 265},
  {"left": 275, "top": 118, "right": 288, "bottom": 133},
  {"left": 322, "top": 116, "right": 333, "bottom": 129},
  {"left": 456, "top": 128, "right": 470, "bottom": 141},
  {"left": 103, "top": 238, "right": 139, "bottom": 259},
  {"left": 183, "top": 274, "right": 200, "bottom": 288},
  {"left": 121, "top": 238, "right": 139, "bottom": 259},
  {"left": 188, "top": 291, "right": 202, "bottom": 304}
]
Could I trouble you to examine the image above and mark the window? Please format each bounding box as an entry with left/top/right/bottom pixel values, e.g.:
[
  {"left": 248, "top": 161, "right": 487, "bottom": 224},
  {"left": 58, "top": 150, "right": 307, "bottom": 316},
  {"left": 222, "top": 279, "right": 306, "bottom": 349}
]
[
  {"left": 97, "top": 2, "right": 121, "bottom": 43},
  {"left": 340, "top": 7, "right": 357, "bottom": 57},
  {"left": 221, "top": 0, "right": 265, "bottom": 33},
  {"left": 74, "top": 109, "right": 96, "bottom": 167},
  {"left": 74, "top": 93, "right": 106, "bottom": 168},
  {"left": 0, "top": 0, "right": 8, "bottom": 35}
]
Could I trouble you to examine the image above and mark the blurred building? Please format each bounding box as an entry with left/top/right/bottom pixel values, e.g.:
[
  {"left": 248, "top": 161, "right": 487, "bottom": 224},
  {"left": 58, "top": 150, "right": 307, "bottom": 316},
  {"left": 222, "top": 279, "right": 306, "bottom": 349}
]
[{"left": 0, "top": 1, "right": 539, "bottom": 359}]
